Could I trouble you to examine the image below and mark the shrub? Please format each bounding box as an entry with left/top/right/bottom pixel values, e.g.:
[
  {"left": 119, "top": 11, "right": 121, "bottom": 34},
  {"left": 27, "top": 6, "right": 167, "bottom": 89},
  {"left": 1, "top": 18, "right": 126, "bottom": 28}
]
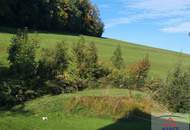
[
  {"left": 0, "top": 81, "right": 16, "bottom": 107},
  {"left": 54, "top": 42, "right": 69, "bottom": 76},
  {"left": 37, "top": 48, "right": 56, "bottom": 81},
  {"left": 72, "top": 37, "right": 88, "bottom": 79},
  {"left": 37, "top": 42, "right": 69, "bottom": 82},
  {"left": 8, "top": 29, "right": 38, "bottom": 86},
  {"left": 72, "top": 38, "right": 107, "bottom": 88},
  {"left": 111, "top": 45, "right": 125, "bottom": 70},
  {"left": 49, "top": 86, "right": 63, "bottom": 95},
  {"left": 107, "top": 68, "right": 129, "bottom": 88},
  {"left": 128, "top": 55, "right": 151, "bottom": 89},
  {"left": 145, "top": 78, "right": 164, "bottom": 92},
  {"left": 46, "top": 79, "right": 76, "bottom": 95},
  {"left": 155, "top": 65, "right": 190, "bottom": 113},
  {"left": 24, "top": 90, "right": 38, "bottom": 100},
  {"left": 92, "top": 62, "right": 110, "bottom": 80}
]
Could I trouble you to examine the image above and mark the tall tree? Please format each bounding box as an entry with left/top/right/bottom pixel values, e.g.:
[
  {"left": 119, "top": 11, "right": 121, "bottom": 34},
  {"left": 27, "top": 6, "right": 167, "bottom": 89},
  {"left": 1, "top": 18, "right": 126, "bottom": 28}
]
[{"left": 8, "top": 29, "right": 38, "bottom": 85}]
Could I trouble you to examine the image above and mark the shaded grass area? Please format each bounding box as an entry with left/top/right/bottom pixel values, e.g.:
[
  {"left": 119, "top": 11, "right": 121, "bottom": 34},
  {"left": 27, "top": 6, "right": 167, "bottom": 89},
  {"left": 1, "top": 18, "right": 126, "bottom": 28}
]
[
  {"left": 0, "top": 112, "right": 151, "bottom": 130},
  {"left": 1, "top": 31, "right": 190, "bottom": 78}
]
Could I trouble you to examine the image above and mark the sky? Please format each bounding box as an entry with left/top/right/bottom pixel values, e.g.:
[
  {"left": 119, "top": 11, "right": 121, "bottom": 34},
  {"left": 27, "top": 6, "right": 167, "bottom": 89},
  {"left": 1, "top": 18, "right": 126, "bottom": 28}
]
[{"left": 92, "top": 0, "right": 190, "bottom": 54}]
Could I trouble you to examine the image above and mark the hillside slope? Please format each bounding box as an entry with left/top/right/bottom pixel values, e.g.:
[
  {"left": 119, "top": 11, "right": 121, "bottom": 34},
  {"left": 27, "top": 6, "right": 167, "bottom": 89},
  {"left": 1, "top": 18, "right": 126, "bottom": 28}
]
[{"left": 0, "top": 32, "right": 190, "bottom": 77}]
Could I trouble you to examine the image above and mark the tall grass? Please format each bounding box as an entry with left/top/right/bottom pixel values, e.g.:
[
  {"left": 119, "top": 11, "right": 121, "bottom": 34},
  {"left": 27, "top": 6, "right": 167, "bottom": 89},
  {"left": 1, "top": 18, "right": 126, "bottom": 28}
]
[{"left": 65, "top": 95, "right": 165, "bottom": 119}]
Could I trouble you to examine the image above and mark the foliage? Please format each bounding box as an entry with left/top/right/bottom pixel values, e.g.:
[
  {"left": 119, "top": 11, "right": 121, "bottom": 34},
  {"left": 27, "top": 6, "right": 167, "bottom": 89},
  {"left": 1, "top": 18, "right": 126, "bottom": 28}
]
[
  {"left": 8, "top": 29, "right": 38, "bottom": 86},
  {"left": 107, "top": 68, "right": 129, "bottom": 88},
  {"left": 72, "top": 38, "right": 99, "bottom": 80},
  {"left": 37, "top": 42, "right": 69, "bottom": 81},
  {"left": 0, "top": 0, "right": 104, "bottom": 37},
  {"left": 128, "top": 55, "right": 151, "bottom": 89},
  {"left": 37, "top": 48, "right": 56, "bottom": 81},
  {"left": 145, "top": 78, "right": 163, "bottom": 92},
  {"left": 155, "top": 65, "right": 190, "bottom": 113},
  {"left": 71, "top": 38, "right": 110, "bottom": 89},
  {"left": 54, "top": 42, "right": 70, "bottom": 75},
  {"left": 0, "top": 81, "right": 15, "bottom": 107},
  {"left": 111, "top": 45, "right": 125, "bottom": 70}
]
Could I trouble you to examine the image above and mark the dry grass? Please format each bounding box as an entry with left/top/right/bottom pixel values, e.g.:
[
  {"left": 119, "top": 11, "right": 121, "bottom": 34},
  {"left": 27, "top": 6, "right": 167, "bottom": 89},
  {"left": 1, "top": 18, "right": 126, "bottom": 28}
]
[{"left": 65, "top": 95, "right": 165, "bottom": 119}]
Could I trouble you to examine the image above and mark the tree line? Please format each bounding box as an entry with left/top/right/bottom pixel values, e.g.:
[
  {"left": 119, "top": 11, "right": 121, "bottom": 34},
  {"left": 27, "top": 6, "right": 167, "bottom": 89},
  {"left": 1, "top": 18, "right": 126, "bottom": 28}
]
[
  {"left": 0, "top": 0, "right": 104, "bottom": 37},
  {"left": 0, "top": 29, "right": 189, "bottom": 113},
  {"left": 0, "top": 29, "right": 151, "bottom": 108}
]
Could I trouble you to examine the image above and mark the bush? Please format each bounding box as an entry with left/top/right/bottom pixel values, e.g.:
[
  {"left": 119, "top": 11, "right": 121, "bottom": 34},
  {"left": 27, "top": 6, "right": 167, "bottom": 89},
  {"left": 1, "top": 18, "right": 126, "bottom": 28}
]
[
  {"left": 155, "top": 65, "right": 190, "bottom": 113},
  {"left": 107, "top": 68, "right": 129, "bottom": 88},
  {"left": 128, "top": 55, "right": 151, "bottom": 89},
  {"left": 37, "top": 48, "right": 56, "bottom": 82},
  {"left": 145, "top": 78, "right": 164, "bottom": 92},
  {"left": 72, "top": 38, "right": 108, "bottom": 88},
  {"left": 24, "top": 90, "right": 38, "bottom": 100},
  {"left": 49, "top": 86, "right": 63, "bottom": 95},
  {"left": 37, "top": 42, "right": 69, "bottom": 82},
  {"left": 111, "top": 45, "right": 125, "bottom": 70},
  {"left": 91, "top": 63, "right": 110, "bottom": 80},
  {"left": 54, "top": 42, "right": 69, "bottom": 76},
  {"left": 46, "top": 79, "right": 76, "bottom": 95},
  {"left": 0, "top": 81, "right": 16, "bottom": 107},
  {"left": 8, "top": 29, "right": 38, "bottom": 86}
]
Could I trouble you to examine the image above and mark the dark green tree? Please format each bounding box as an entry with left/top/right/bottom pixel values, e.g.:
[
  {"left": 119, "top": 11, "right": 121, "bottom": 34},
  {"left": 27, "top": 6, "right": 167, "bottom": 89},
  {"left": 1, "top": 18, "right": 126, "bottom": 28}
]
[
  {"left": 157, "top": 64, "right": 190, "bottom": 113},
  {"left": 8, "top": 29, "right": 38, "bottom": 82}
]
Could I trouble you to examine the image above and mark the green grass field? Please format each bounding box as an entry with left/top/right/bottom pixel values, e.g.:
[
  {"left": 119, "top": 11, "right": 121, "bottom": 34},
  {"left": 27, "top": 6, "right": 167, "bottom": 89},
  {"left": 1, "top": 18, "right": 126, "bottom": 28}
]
[
  {"left": 1, "top": 31, "right": 190, "bottom": 78},
  {"left": 0, "top": 89, "right": 151, "bottom": 130},
  {"left": 0, "top": 88, "right": 189, "bottom": 130}
]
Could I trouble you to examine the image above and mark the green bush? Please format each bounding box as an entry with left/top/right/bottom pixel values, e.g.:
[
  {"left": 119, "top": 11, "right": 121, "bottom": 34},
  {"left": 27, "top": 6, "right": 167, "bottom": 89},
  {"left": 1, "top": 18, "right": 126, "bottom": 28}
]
[
  {"left": 0, "top": 81, "right": 16, "bottom": 107},
  {"left": 37, "top": 42, "right": 69, "bottom": 82},
  {"left": 49, "top": 86, "right": 63, "bottom": 95},
  {"left": 72, "top": 38, "right": 108, "bottom": 88},
  {"left": 46, "top": 79, "right": 76, "bottom": 95},
  {"left": 37, "top": 48, "right": 56, "bottom": 82},
  {"left": 24, "top": 90, "right": 38, "bottom": 100},
  {"left": 54, "top": 42, "right": 70, "bottom": 75},
  {"left": 8, "top": 29, "right": 38, "bottom": 86},
  {"left": 111, "top": 45, "right": 125, "bottom": 70},
  {"left": 107, "top": 68, "right": 129, "bottom": 88},
  {"left": 156, "top": 65, "right": 190, "bottom": 113}
]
